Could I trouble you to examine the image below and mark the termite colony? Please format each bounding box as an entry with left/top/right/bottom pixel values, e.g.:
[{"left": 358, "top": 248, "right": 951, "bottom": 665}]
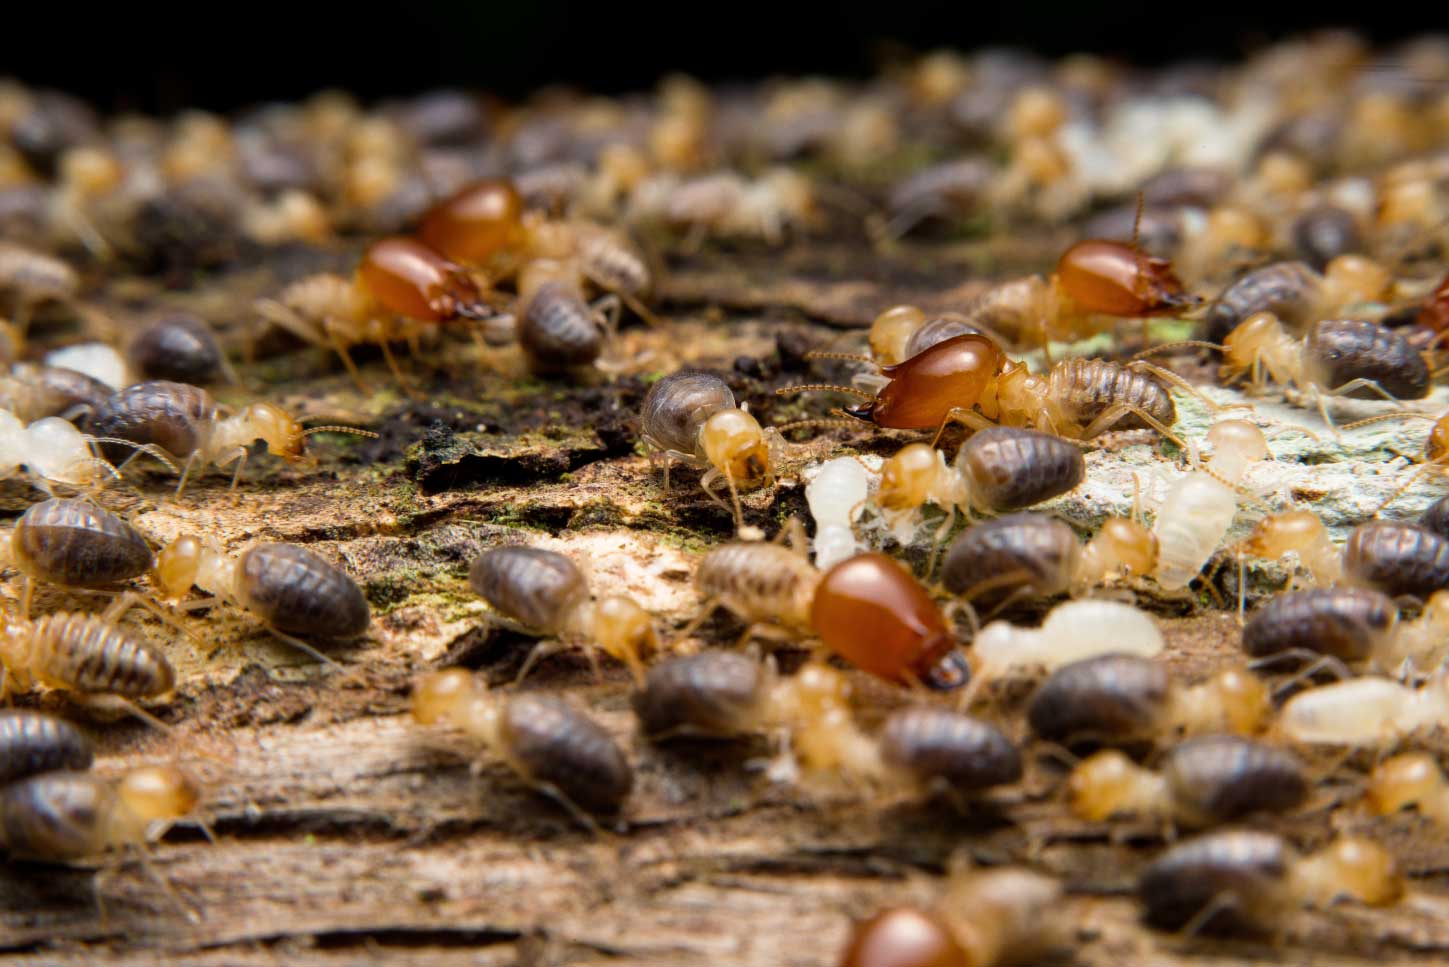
[{"left": 4, "top": 28, "right": 1449, "bottom": 967}]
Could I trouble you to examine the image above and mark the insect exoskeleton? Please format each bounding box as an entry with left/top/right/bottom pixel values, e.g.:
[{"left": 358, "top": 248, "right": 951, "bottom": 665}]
[
  {"left": 412, "top": 667, "right": 633, "bottom": 822},
  {"left": 466, "top": 546, "right": 656, "bottom": 680},
  {"left": 513, "top": 257, "right": 620, "bottom": 374},
  {"left": 1343, "top": 519, "right": 1449, "bottom": 599},
  {"left": 154, "top": 537, "right": 369, "bottom": 669},
  {"left": 1138, "top": 830, "right": 1402, "bottom": 935},
  {"left": 940, "top": 512, "right": 1079, "bottom": 608},
  {"left": 1220, "top": 312, "right": 1429, "bottom": 423},
  {"left": 865, "top": 304, "right": 984, "bottom": 369},
  {"left": 783, "top": 332, "right": 1180, "bottom": 446},
  {"left": 255, "top": 235, "right": 499, "bottom": 392},
  {"left": 1366, "top": 752, "right": 1449, "bottom": 825},
  {"left": 1200, "top": 255, "right": 1392, "bottom": 343},
  {"left": 0, "top": 709, "right": 92, "bottom": 784},
  {"left": 4, "top": 497, "right": 154, "bottom": 612},
  {"left": 0, "top": 765, "right": 199, "bottom": 861},
  {"left": 1290, "top": 205, "right": 1362, "bottom": 271},
  {"left": 86, "top": 380, "right": 375, "bottom": 493},
  {"left": 1276, "top": 672, "right": 1449, "bottom": 746},
  {"left": 840, "top": 867, "right": 1064, "bottom": 967},
  {"left": 0, "top": 407, "right": 157, "bottom": 494},
  {"left": 0, "top": 241, "right": 80, "bottom": 329},
  {"left": 0, "top": 362, "right": 113, "bottom": 422},
  {"left": 1068, "top": 735, "right": 1308, "bottom": 827},
  {"left": 1240, "top": 587, "right": 1402, "bottom": 672},
  {"left": 631, "top": 653, "right": 887, "bottom": 788},
  {"left": 969, "top": 599, "right": 1165, "bottom": 690},
  {"left": 641, "top": 370, "right": 782, "bottom": 528},
  {"left": 1027, "top": 653, "right": 1270, "bottom": 746},
  {"left": 877, "top": 707, "right": 1022, "bottom": 799}
]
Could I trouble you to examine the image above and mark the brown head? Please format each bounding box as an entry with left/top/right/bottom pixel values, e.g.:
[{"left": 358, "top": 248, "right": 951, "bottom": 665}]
[
  {"left": 416, "top": 178, "right": 525, "bottom": 264},
  {"left": 1055, "top": 239, "right": 1199, "bottom": 317},
  {"left": 847, "top": 334, "right": 1004, "bottom": 431},
  {"left": 700, "top": 408, "right": 773, "bottom": 487},
  {"left": 153, "top": 534, "right": 204, "bottom": 600},
  {"left": 810, "top": 552, "right": 955, "bottom": 685},
  {"left": 357, "top": 236, "right": 489, "bottom": 323}
]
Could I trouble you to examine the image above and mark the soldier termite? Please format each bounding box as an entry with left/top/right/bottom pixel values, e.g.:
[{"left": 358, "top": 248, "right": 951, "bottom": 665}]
[
  {"left": 1067, "top": 735, "right": 1308, "bottom": 828},
  {"left": 412, "top": 667, "right": 633, "bottom": 826},
  {"left": 466, "top": 546, "right": 657, "bottom": 682},
  {"left": 1028, "top": 654, "right": 1271, "bottom": 746},
  {"left": 839, "top": 867, "right": 1064, "bottom": 967},
  {"left": 86, "top": 380, "right": 375, "bottom": 494},
  {"left": 1138, "top": 830, "right": 1402, "bottom": 936},
  {"left": 780, "top": 332, "right": 1185, "bottom": 448},
  {"left": 254, "top": 235, "right": 503, "bottom": 393},
  {"left": 640, "top": 370, "right": 782, "bottom": 529},
  {"left": 152, "top": 537, "right": 370, "bottom": 673}
]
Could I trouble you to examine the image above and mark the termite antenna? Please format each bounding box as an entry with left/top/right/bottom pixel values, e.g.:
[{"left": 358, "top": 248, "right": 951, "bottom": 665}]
[
  {"left": 302, "top": 425, "right": 380, "bottom": 439},
  {"left": 773, "top": 417, "right": 866, "bottom": 436},
  {"left": 1130, "top": 341, "right": 1226, "bottom": 360},
  {"left": 775, "top": 383, "right": 876, "bottom": 401},
  {"left": 804, "top": 350, "right": 876, "bottom": 365},
  {"left": 1339, "top": 412, "right": 1436, "bottom": 432}
]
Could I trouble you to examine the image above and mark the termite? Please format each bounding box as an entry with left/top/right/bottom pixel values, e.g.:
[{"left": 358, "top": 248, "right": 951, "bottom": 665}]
[
  {"left": 0, "top": 362, "right": 113, "bottom": 422},
  {"left": 1138, "top": 830, "right": 1402, "bottom": 935},
  {"left": 1276, "top": 672, "right": 1449, "bottom": 746},
  {"left": 0, "top": 240, "right": 80, "bottom": 330},
  {"left": 1028, "top": 653, "right": 1270, "bottom": 746},
  {"left": 86, "top": 380, "right": 375, "bottom": 494},
  {"left": 1219, "top": 312, "right": 1430, "bottom": 425},
  {"left": 840, "top": 867, "right": 1064, "bottom": 967},
  {"left": 412, "top": 667, "right": 633, "bottom": 824},
  {"left": 1201, "top": 255, "right": 1394, "bottom": 343},
  {"left": 1365, "top": 752, "right": 1449, "bottom": 826},
  {"left": 781, "top": 332, "right": 1183, "bottom": 447},
  {"left": 0, "top": 409, "right": 169, "bottom": 495},
  {"left": 640, "top": 370, "right": 782, "bottom": 529},
  {"left": 152, "top": 536, "right": 370, "bottom": 671},
  {"left": 466, "top": 546, "right": 657, "bottom": 682},
  {"left": 1067, "top": 735, "right": 1308, "bottom": 827},
  {"left": 871, "top": 429, "right": 1084, "bottom": 547},
  {"left": 127, "top": 313, "right": 235, "bottom": 386},
  {"left": 1, "top": 497, "right": 154, "bottom": 615},
  {"left": 255, "top": 235, "right": 502, "bottom": 393}
]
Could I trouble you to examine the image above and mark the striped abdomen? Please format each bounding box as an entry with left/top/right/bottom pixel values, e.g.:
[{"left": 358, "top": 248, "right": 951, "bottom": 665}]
[
  {"left": 696, "top": 542, "right": 818, "bottom": 628},
  {"left": 28, "top": 612, "right": 174, "bottom": 697},
  {"left": 1049, "top": 358, "right": 1175, "bottom": 435}
]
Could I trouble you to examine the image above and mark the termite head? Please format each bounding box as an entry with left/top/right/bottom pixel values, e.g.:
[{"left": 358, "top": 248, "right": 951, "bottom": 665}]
[
  {"left": 241, "top": 402, "right": 306, "bottom": 461},
  {"left": 1427, "top": 413, "right": 1449, "bottom": 463},
  {"left": 1067, "top": 749, "right": 1146, "bottom": 822},
  {"left": 846, "top": 333, "right": 1004, "bottom": 431},
  {"left": 1366, "top": 752, "right": 1444, "bottom": 816},
  {"left": 1099, "top": 517, "right": 1158, "bottom": 576},
  {"left": 1055, "top": 239, "right": 1200, "bottom": 317},
  {"left": 411, "top": 667, "right": 477, "bottom": 725},
  {"left": 1293, "top": 836, "right": 1404, "bottom": 908},
  {"left": 357, "top": 236, "right": 490, "bottom": 323},
  {"left": 701, "top": 407, "right": 773, "bottom": 487},
  {"left": 1320, "top": 254, "right": 1392, "bottom": 309},
  {"left": 153, "top": 534, "right": 204, "bottom": 600},
  {"left": 1221, "top": 311, "right": 1285, "bottom": 374},
  {"left": 1242, "top": 510, "right": 1327, "bottom": 558},
  {"left": 416, "top": 178, "right": 526, "bottom": 265},
  {"left": 868, "top": 305, "right": 926, "bottom": 366},
  {"left": 877, "top": 442, "right": 952, "bottom": 512},
  {"left": 1212, "top": 667, "right": 1272, "bottom": 735},
  {"left": 588, "top": 594, "right": 658, "bottom": 679},
  {"left": 117, "top": 765, "right": 201, "bottom": 825}
]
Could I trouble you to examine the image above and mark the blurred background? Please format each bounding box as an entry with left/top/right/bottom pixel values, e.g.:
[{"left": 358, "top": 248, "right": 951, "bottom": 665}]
[{"left": 9, "top": 1, "right": 1441, "bottom": 112}]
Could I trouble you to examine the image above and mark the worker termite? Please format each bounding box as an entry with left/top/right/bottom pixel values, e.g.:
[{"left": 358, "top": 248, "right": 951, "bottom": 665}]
[
  {"left": 0, "top": 709, "right": 92, "bottom": 785},
  {"left": 1200, "top": 255, "right": 1393, "bottom": 343},
  {"left": 640, "top": 370, "right": 781, "bottom": 528},
  {"left": 0, "top": 241, "right": 79, "bottom": 330},
  {"left": 0, "top": 362, "right": 112, "bottom": 422},
  {"left": 0, "top": 766, "right": 199, "bottom": 861},
  {"left": 2, "top": 497, "right": 154, "bottom": 614},
  {"left": 633, "top": 653, "right": 890, "bottom": 789},
  {"left": 1365, "top": 752, "right": 1449, "bottom": 825},
  {"left": 1028, "top": 654, "right": 1270, "bottom": 746},
  {"left": 255, "top": 235, "right": 501, "bottom": 392},
  {"left": 412, "top": 667, "right": 633, "bottom": 823},
  {"left": 1240, "top": 588, "right": 1400, "bottom": 672},
  {"left": 0, "top": 408, "right": 170, "bottom": 494},
  {"left": 1277, "top": 673, "right": 1449, "bottom": 746},
  {"left": 86, "top": 380, "right": 375, "bottom": 494},
  {"left": 1290, "top": 205, "right": 1363, "bottom": 271},
  {"left": 466, "top": 546, "right": 657, "bottom": 681},
  {"left": 1342, "top": 519, "right": 1449, "bottom": 599},
  {"left": 152, "top": 537, "right": 370, "bottom": 670},
  {"left": 877, "top": 707, "right": 1022, "bottom": 802},
  {"left": 1138, "top": 830, "right": 1403, "bottom": 935},
  {"left": 783, "top": 332, "right": 1181, "bottom": 446},
  {"left": 629, "top": 168, "right": 820, "bottom": 247},
  {"left": 692, "top": 534, "right": 819, "bottom": 640},
  {"left": 839, "top": 867, "right": 1064, "bottom": 967},
  {"left": 513, "top": 258, "right": 621, "bottom": 374},
  {"left": 872, "top": 429, "right": 1085, "bottom": 547},
  {"left": 1220, "top": 312, "right": 1430, "bottom": 423},
  {"left": 127, "top": 314, "right": 234, "bottom": 385},
  {"left": 863, "top": 304, "right": 983, "bottom": 369},
  {"left": 968, "top": 600, "right": 1165, "bottom": 688},
  {"left": 1067, "top": 735, "right": 1308, "bottom": 827}
]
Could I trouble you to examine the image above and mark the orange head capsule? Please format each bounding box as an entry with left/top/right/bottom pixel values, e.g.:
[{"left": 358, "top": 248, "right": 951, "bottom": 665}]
[
  {"left": 1429, "top": 414, "right": 1449, "bottom": 463},
  {"left": 810, "top": 552, "right": 956, "bottom": 685},
  {"left": 357, "top": 236, "right": 489, "bottom": 323},
  {"left": 416, "top": 178, "right": 525, "bottom": 264},
  {"left": 840, "top": 908, "right": 968, "bottom": 967},
  {"left": 1418, "top": 273, "right": 1449, "bottom": 334},
  {"left": 1055, "top": 239, "right": 1198, "bottom": 317},
  {"left": 848, "top": 334, "right": 1004, "bottom": 430}
]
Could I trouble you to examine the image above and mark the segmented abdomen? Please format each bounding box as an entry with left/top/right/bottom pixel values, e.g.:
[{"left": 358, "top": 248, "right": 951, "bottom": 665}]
[{"left": 29, "top": 612, "right": 174, "bottom": 698}]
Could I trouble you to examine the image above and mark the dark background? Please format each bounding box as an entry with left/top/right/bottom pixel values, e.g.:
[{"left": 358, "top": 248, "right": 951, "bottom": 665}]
[{"left": 9, "top": 2, "right": 1439, "bottom": 113}]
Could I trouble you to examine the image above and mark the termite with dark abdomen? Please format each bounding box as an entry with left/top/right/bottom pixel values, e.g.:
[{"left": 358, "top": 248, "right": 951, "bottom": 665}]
[
  {"left": 1366, "top": 752, "right": 1449, "bottom": 826},
  {"left": 412, "top": 667, "right": 633, "bottom": 825},
  {"left": 0, "top": 709, "right": 92, "bottom": 784},
  {"left": 86, "top": 380, "right": 375, "bottom": 494},
  {"left": 466, "top": 545, "right": 657, "bottom": 681},
  {"left": 641, "top": 370, "right": 781, "bottom": 529},
  {"left": 1, "top": 497, "right": 154, "bottom": 615},
  {"left": 1138, "top": 830, "right": 1403, "bottom": 936},
  {"left": 153, "top": 537, "right": 369, "bottom": 671}
]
